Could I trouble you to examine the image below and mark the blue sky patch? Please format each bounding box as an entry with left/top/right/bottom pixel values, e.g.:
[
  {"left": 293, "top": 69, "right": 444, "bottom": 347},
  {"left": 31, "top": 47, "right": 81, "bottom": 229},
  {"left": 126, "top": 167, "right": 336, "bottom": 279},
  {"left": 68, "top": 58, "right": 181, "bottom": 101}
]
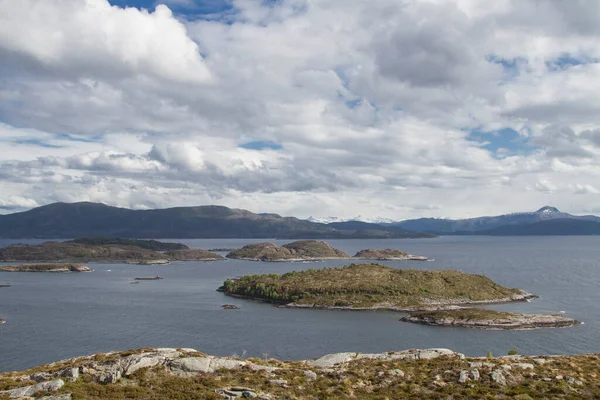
[
  {"left": 486, "top": 55, "right": 525, "bottom": 78},
  {"left": 108, "top": 0, "right": 233, "bottom": 18},
  {"left": 239, "top": 140, "right": 283, "bottom": 151},
  {"left": 546, "top": 53, "right": 598, "bottom": 71},
  {"left": 466, "top": 127, "right": 535, "bottom": 157},
  {"left": 13, "top": 138, "right": 65, "bottom": 148}
]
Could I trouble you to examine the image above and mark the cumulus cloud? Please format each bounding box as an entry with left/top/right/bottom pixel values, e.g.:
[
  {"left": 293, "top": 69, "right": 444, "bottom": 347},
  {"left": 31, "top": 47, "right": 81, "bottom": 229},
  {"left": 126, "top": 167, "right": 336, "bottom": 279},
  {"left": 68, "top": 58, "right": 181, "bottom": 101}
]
[{"left": 2, "top": 0, "right": 600, "bottom": 219}]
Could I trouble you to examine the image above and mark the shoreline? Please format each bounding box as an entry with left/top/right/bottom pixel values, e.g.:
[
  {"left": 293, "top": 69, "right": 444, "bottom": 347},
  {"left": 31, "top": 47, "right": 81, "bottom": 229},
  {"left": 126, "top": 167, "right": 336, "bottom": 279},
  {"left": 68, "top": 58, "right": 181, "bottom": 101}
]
[{"left": 221, "top": 290, "right": 538, "bottom": 312}]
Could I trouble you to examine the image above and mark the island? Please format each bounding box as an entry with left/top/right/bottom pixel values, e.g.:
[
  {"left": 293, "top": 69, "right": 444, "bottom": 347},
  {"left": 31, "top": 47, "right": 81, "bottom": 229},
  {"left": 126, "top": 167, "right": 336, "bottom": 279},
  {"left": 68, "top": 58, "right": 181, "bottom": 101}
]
[
  {"left": 220, "top": 263, "right": 535, "bottom": 310},
  {"left": 0, "top": 263, "right": 92, "bottom": 272},
  {"left": 0, "top": 241, "right": 225, "bottom": 264},
  {"left": 400, "top": 308, "right": 580, "bottom": 330},
  {"left": 1, "top": 347, "right": 597, "bottom": 399},
  {"left": 226, "top": 240, "right": 350, "bottom": 261},
  {"left": 134, "top": 276, "right": 163, "bottom": 281},
  {"left": 354, "top": 248, "right": 429, "bottom": 261},
  {"left": 164, "top": 249, "right": 224, "bottom": 261},
  {"left": 67, "top": 238, "right": 189, "bottom": 251}
]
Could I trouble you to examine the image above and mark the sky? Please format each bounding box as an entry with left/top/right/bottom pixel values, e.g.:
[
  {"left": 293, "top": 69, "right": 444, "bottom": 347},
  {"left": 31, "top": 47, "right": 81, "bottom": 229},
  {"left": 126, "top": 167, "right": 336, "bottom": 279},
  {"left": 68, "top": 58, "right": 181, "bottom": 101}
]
[{"left": 1, "top": 0, "right": 600, "bottom": 220}]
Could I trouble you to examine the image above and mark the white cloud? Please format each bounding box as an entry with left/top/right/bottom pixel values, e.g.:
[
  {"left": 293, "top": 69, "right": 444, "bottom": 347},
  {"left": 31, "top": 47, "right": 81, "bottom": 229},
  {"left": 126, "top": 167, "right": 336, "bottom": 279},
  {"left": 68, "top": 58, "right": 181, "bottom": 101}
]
[
  {"left": 0, "top": 0, "right": 212, "bottom": 84},
  {"left": 2, "top": 0, "right": 600, "bottom": 219}
]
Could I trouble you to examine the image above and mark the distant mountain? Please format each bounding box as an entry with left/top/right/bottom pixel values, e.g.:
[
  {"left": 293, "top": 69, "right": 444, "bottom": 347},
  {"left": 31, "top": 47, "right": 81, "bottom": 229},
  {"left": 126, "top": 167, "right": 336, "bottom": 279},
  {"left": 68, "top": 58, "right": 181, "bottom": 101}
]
[
  {"left": 391, "top": 206, "right": 600, "bottom": 234},
  {"left": 308, "top": 215, "right": 396, "bottom": 224},
  {"left": 482, "top": 219, "right": 600, "bottom": 236},
  {"left": 0, "top": 202, "right": 432, "bottom": 239}
]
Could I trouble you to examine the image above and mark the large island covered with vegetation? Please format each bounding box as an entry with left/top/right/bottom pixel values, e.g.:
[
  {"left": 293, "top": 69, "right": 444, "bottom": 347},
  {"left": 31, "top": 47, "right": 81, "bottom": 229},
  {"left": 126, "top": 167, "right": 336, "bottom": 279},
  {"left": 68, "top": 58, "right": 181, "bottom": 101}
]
[{"left": 220, "top": 263, "right": 535, "bottom": 310}]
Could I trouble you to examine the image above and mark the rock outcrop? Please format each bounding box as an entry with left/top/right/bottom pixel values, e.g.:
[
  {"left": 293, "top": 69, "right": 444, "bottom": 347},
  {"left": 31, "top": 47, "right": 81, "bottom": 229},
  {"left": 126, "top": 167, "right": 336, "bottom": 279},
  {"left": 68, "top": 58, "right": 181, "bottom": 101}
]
[
  {"left": 226, "top": 240, "right": 350, "bottom": 261},
  {"left": 0, "top": 263, "right": 92, "bottom": 273},
  {"left": 400, "top": 308, "right": 580, "bottom": 330},
  {"left": 2, "top": 347, "right": 598, "bottom": 399},
  {"left": 353, "top": 248, "right": 429, "bottom": 260}
]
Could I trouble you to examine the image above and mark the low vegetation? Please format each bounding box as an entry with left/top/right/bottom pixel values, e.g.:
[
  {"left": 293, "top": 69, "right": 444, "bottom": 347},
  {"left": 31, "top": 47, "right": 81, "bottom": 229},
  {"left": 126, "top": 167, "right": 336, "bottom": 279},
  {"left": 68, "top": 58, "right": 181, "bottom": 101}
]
[
  {"left": 164, "top": 249, "right": 224, "bottom": 261},
  {"left": 2, "top": 348, "right": 600, "bottom": 399},
  {"left": 221, "top": 263, "right": 531, "bottom": 309}
]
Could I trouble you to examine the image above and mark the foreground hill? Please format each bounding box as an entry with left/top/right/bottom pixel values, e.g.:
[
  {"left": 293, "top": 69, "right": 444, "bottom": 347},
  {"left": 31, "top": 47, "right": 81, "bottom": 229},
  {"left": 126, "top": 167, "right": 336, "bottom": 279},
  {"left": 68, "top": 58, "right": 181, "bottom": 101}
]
[
  {"left": 1, "top": 347, "right": 598, "bottom": 400},
  {"left": 392, "top": 206, "right": 600, "bottom": 235},
  {"left": 220, "top": 263, "right": 534, "bottom": 310},
  {"left": 0, "top": 202, "right": 432, "bottom": 239}
]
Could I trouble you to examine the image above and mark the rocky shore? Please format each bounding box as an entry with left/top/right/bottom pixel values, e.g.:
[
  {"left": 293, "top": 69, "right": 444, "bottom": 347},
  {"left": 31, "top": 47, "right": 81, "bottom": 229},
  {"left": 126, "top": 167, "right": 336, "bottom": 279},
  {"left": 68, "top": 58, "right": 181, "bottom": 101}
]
[
  {"left": 1, "top": 347, "right": 598, "bottom": 399},
  {"left": 0, "top": 264, "right": 92, "bottom": 273},
  {"left": 400, "top": 309, "right": 580, "bottom": 330}
]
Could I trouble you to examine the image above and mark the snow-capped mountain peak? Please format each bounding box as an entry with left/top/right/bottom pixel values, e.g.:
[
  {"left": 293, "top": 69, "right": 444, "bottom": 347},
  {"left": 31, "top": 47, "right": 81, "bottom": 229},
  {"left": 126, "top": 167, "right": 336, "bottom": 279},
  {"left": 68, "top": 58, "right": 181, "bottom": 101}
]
[
  {"left": 307, "top": 215, "right": 396, "bottom": 224},
  {"left": 536, "top": 206, "right": 560, "bottom": 214}
]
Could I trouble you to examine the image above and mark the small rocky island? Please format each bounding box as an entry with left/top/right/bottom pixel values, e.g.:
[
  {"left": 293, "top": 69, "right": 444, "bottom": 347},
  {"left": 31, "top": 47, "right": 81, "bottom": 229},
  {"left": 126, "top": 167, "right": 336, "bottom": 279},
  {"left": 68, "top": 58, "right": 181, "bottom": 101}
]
[
  {"left": 1, "top": 347, "right": 598, "bottom": 400},
  {"left": 220, "top": 263, "right": 535, "bottom": 310},
  {"left": 0, "top": 263, "right": 92, "bottom": 273},
  {"left": 353, "top": 248, "right": 429, "bottom": 261},
  {"left": 400, "top": 308, "right": 580, "bottom": 330},
  {"left": 164, "top": 249, "right": 224, "bottom": 261},
  {"left": 0, "top": 240, "right": 223, "bottom": 264},
  {"left": 226, "top": 240, "right": 350, "bottom": 261}
]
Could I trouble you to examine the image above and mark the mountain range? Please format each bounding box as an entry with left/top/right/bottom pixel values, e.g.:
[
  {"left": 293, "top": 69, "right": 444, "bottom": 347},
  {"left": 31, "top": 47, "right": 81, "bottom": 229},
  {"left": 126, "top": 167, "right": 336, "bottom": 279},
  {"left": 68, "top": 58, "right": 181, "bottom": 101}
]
[
  {"left": 0, "top": 203, "right": 599, "bottom": 239},
  {"left": 0, "top": 202, "right": 431, "bottom": 239},
  {"left": 389, "top": 206, "right": 600, "bottom": 235}
]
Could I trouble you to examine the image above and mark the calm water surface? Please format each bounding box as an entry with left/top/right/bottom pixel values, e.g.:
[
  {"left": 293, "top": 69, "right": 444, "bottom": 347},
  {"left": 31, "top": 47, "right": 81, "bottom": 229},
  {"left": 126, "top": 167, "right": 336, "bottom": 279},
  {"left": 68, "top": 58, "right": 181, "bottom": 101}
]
[{"left": 0, "top": 236, "right": 598, "bottom": 372}]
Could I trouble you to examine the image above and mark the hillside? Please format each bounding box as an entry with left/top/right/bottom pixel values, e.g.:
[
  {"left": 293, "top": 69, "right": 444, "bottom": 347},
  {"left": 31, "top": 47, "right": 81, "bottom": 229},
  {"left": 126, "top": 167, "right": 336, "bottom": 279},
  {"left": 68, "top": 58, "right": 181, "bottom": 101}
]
[
  {"left": 221, "top": 263, "right": 534, "bottom": 310},
  {"left": 2, "top": 347, "right": 600, "bottom": 400},
  {"left": 0, "top": 202, "right": 432, "bottom": 239}
]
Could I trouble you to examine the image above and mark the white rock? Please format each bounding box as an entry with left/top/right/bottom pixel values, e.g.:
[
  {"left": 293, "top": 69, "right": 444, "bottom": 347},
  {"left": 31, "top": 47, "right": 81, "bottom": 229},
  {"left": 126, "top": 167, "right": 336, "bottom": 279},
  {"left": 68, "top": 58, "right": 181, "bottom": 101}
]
[
  {"left": 169, "top": 357, "right": 212, "bottom": 375},
  {"left": 512, "top": 363, "right": 534, "bottom": 370},
  {"left": 303, "top": 370, "right": 318, "bottom": 381},
  {"left": 491, "top": 370, "right": 506, "bottom": 386},
  {"left": 458, "top": 370, "right": 470, "bottom": 384},
  {"left": 471, "top": 369, "right": 480, "bottom": 381},
  {"left": 1, "top": 379, "right": 64, "bottom": 399},
  {"left": 389, "top": 369, "right": 405, "bottom": 377},
  {"left": 308, "top": 352, "right": 357, "bottom": 367}
]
